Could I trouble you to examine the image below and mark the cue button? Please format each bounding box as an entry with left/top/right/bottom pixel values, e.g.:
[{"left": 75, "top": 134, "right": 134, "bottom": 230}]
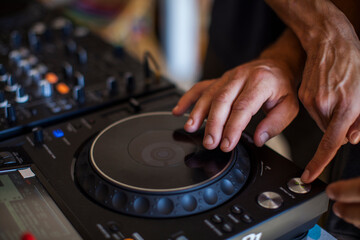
[
  {"left": 287, "top": 177, "right": 311, "bottom": 194},
  {"left": 257, "top": 191, "right": 283, "bottom": 209}
]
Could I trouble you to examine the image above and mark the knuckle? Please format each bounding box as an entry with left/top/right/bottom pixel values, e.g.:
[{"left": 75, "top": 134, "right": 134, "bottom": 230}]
[
  {"left": 213, "top": 91, "right": 231, "bottom": 104},
  {"left": 314, "top": 95, "right": 328, "bottom": 112},
  {"left": 232, "top": 99, "right": 249, "bottom": 112},
  {"left": 320, "top": 135, "right": 337, "bottom": 152},
  {"left": 205, "top": 118, "right": 221, "bottom": 129}
]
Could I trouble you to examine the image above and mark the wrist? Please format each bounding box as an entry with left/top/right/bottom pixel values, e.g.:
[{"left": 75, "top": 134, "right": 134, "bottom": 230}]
[{"left": 266, "top": 0, "right": 358, "bottom": 51}]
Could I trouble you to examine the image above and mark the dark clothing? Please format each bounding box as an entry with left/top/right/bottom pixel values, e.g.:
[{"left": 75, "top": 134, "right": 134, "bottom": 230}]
[
  {"left": 203, "top": 0, "right": 285, "bottom": 80},
  {"left": 326, "top": 144, "right": 360, "bottom": 240}
]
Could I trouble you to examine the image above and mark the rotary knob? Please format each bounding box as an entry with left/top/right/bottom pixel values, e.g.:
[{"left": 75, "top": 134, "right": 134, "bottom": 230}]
[
  {"left": 10, "top": 30, "right": 22, "bottom": 49},
  {"left": 32, "top": 127, "right": 44, "bottom": 144},
  {"left": 125, "top": 72, "right": 135, "bottom": 94},
  {"left": 0, "top": 91, "right": 8, "bottom": 107},
  {"left": 15, "top": 86, "right": 29, "bottom": 103},
  {"left": 76, "top": 47, "right": 87, "bottom": 64},
  {"left": 73, "top": 85, "right": 85, "bottom": 104},
  {"left": 257, "top": 191, "right": 283, "bottom": 209},
  {"left": 106, "top": 76, "right": 118, "bottom": 95},
  {"left": 5, "top": 105, "right": 17, "bottom": 123},
  {"left": 5, "top": 75, "right": 19, "bottom": 92},
  {"left": 0, "top": 64, "right": 8, "bottom": 82},
  {"left": 62, "top": 62, "right": 73, "bottom": 80},
  {"left": 39, "top": 80, "right": 53, "bottom": 97},
  {"left": 74, "top": 72, "right": 85, "bottom": 87},
  {"left": 28, "top": 30, "right": 41, "bottom": 52},
  {"left": 65, "top": 40, "right": 77, "bottom": 55}
]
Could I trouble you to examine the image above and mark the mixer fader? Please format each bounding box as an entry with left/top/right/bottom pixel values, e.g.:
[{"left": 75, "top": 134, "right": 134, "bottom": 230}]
[{"left": 0, "top": 13, "right": 174, "bottom": 140}]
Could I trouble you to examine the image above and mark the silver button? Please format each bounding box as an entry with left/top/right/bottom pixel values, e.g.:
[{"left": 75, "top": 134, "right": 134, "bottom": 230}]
[
  {"left": 257, "top": 191, "right": 283, "bottom": 209},
  {"left": 287, "top": 177, "right": 311, "bottom": 194}
]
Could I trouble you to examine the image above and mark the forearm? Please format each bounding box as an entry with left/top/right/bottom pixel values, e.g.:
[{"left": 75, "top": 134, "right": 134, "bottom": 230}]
[
  {"left": 265, "top": 0, "right": 359, "bottom": 50},
  {"left": 259, "top": 29, "right": 305, "bottom": 86}
]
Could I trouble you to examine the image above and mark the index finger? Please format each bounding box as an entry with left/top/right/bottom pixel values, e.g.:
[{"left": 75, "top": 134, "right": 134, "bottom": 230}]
[
  {"left": 172, "top": 81, "right": 213, "bottom": 116},
  {"left": 301, "top": 111, "right": 355, "bottom": 183}
]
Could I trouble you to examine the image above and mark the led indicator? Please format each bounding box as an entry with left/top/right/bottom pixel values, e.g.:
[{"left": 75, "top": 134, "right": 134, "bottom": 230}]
[{"left": 52, "top": 129, "right": 64, "bottom": 138}]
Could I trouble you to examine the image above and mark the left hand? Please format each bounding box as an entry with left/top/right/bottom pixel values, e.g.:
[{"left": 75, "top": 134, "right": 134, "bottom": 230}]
[
  {"left": 299, "top": 35, "right": 360, "bottom": 183},
  {"left": 172, "top": 58, "right": 299, "bottom": 152},
  {"left": 327, "top": 177, "right": 360, "bottom": 228}
]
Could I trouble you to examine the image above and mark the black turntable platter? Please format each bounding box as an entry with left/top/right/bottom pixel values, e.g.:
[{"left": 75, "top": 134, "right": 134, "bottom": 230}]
[{"left": 75, "top": 112, "right": 251, "bottom": 218}]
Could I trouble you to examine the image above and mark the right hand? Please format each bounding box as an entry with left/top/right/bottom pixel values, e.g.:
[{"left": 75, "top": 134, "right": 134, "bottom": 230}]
[{"left": 172, "top": 59, "right": 299, "bottom": 152}]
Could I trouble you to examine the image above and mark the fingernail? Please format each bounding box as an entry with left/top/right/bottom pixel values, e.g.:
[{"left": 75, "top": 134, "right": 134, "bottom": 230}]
[
  {"left": 333, "top": 204, "right": 341, "bottom": 218},
  {"left": 350, "top": 131, "right": 360, "bottom": 144},
  {"left": 186, "top": 118, "right": 194, "bottom": 126},
  {"left": 173, "top": 105, "right": 179, "bottom": 112},
  {"left": 326, "top": 188, "right": 335, "bottom": 200},
  {"left": 204, "top": 134, "right": 214, "bottom": 145},
  {"left": 221, "top": 138, "right": 230, "bottom": 149},
  {"left": 301, "top": 169, "right": 310, "bottom": 183},
  {"left": 260, "top": 132, "right": 269, "bottom": 145}
]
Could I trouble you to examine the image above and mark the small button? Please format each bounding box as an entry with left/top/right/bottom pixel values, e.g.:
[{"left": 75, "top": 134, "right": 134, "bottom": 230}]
[
  {"left": 287, "top": 177, "right": 311, "bottom": 194},
  {"left": 221, "top": 222, "right": 233, "bottom": 233},
  {"left": 231, "top": 205, "right": 243, "bottom": 215},
  {"left": 241, "top": 213, "right": 253, "bottom": 224},
  {"left": 56, "top": 83, "right": 70, "bottom": 95},
  {"left": 45, "top": 72, "right": 59, "bottom": 84},
  {"left": 211, "top": 214, "right": 223, "bottom": 224},
  {"left": 257, "top": 192, "right": 283, "bottom": 209}
]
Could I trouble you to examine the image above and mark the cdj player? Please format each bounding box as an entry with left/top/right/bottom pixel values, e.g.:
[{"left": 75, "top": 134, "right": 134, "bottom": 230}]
[{"left": 0, "top": 4, "right": 328, "bottom": 240}]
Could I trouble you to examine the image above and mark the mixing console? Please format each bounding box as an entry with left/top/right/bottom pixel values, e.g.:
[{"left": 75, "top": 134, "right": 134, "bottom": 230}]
[{"left": 0, "top": 12, "right": 174, "bottom": 140}]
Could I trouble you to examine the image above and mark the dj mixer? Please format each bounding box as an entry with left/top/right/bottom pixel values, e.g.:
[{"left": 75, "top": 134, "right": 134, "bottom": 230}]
[{"left": 0, "top": 3, "right": 329, "bottom": 240}]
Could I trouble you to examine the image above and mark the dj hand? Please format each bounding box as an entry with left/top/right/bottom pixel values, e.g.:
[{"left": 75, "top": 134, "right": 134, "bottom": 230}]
[
  {"left": 299, "top": 37, "right": 360, "bottom": 184},
  {"left": 327, "top": 177, "right": 360, "bottom": 229},
  {"left": 172, "top": 58, "right": 299, "bottom": 152}
]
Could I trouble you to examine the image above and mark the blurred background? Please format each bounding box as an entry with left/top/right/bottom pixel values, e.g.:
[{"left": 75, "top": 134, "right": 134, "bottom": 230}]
[{"left": 29, "top": 0, "right": 213, "bottom": 91}]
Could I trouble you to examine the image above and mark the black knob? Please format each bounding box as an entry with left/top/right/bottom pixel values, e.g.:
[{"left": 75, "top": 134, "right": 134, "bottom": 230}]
[
  {"left": 62, "top": 20, "right": 73, "bottom": 37},
  {"left": 0, "top": 91, "right": 8, "bottom": 107},
  {"left": 74, "top": 72, "right": 85, "bottom": 87},
  {"left": 62, "top": 62, "right": 73, "bottom": 80},
  {"left": 32, "top": 127, "right": 44, "bottom": 144},
  {"left": 73, "top": 85, "right": 85, "bottom": 104},
  {"left": 39, "top": 80, "right": 52, "bottom": 97},
  {"left": 15, "top": 86, "right": 29, "bottom": 103},
  {"left": 5, "top": 105, "right": 16, "bottom": 123},
  {"left": 18, "top": 59, "right": 31, "bottom": 76},
  {"left": 31, "top": 22, "right": 47, "bottom": 36},
  {"left": 28, "top": 30, "right": 41, "bottom": 52},
  {"left": 29, "top": 69, "right": 41, "bottom": 83},
  {"left": 76, "top": 47, "right": 87, "bottom": 64},
  {"left": 10, "top": 31, "right": 22, "bottom": 49},
  {"left": 9, "top": 50, "right": 22, "bottom": 64},
  {"left": 0, "top": 64, "right": 7, "bottom": 82},
  {"left": 106, "top": 76, "right": 118, "bottom": 95},
  {"left": 5, "top": 75, "right": 18, "bottom": 92},
  {"left": 0, "top": 64, "right": 6, "bottom": 76},
  {"left": 125, "top": 72, "right": 135, "bottom": 93},
  {"left": 65, "top": 40, "right": 77, "bottom": 55}
]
